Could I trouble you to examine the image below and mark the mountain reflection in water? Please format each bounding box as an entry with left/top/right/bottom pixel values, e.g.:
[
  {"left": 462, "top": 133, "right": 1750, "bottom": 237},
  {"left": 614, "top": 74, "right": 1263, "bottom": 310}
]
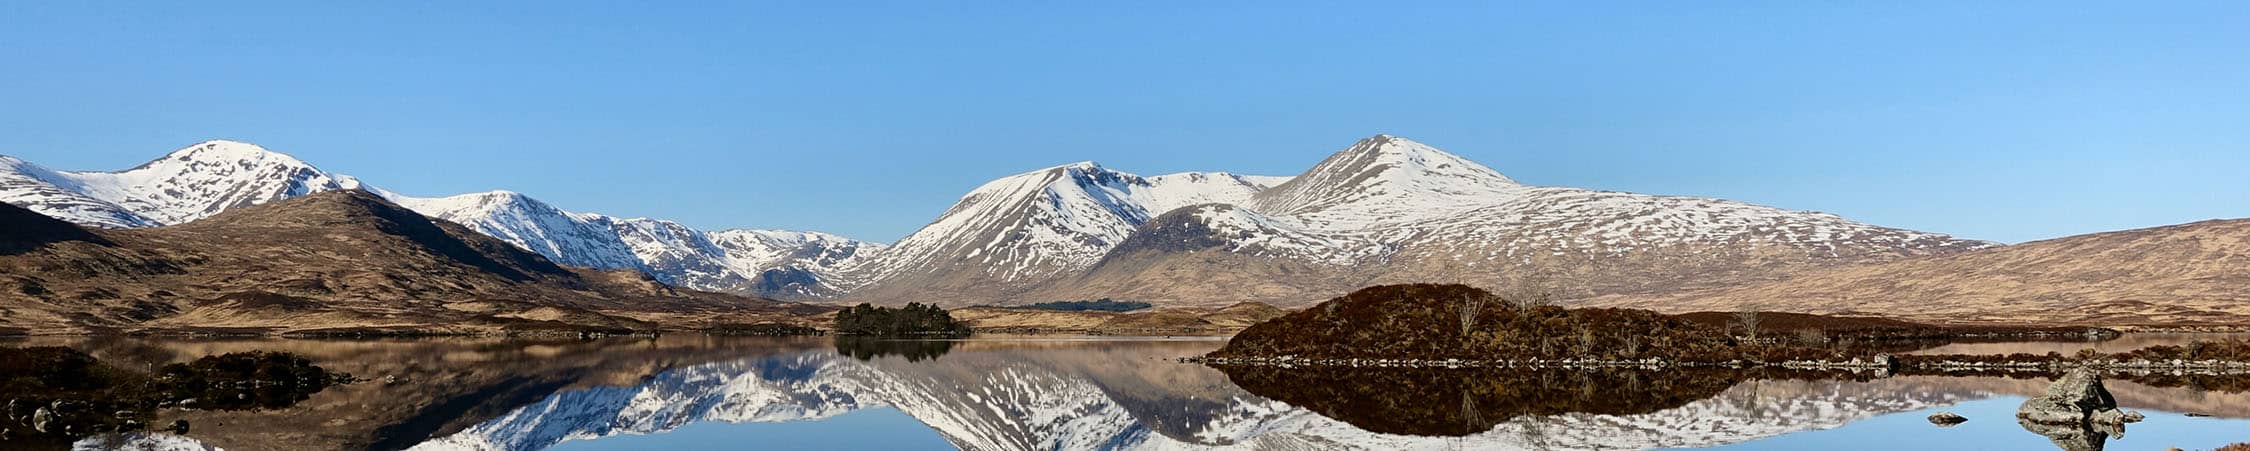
[{"left": 8, "top": 336, "right": 2248, "bottom": 451}]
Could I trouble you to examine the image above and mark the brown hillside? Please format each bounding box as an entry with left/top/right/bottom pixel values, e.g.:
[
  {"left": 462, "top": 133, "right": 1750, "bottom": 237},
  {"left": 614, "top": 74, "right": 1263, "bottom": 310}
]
[
  {"left": 1587, "top": 219, "right": 2250, "bottom": 324},
  {"left": 0, "top": 190, "right": 827, "bottom": 335}
]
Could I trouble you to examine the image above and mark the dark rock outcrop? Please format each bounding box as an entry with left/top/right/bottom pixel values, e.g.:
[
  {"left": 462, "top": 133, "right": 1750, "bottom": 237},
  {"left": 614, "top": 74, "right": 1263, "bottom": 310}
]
[{"left": 1927, "top": 411, "right": 1966, "bottom": 426}]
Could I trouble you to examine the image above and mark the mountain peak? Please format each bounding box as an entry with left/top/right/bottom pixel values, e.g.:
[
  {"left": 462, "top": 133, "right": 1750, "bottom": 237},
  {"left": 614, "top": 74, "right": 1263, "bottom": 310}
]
[
  {"left": 1337, "top": 134, "right": 1509, "bottom": 180},
  {"left": 1048, "top": 161, "right": 1105, "bottom": 173},
  {"left": 462, "top": 189, "right": 527, "bottom": 200},
  {"left": 1250, "top": 135, "right": 1520, "bottom": 216},
  {"left": 151, "top": 140, "right": 309, "bottom": 168}
]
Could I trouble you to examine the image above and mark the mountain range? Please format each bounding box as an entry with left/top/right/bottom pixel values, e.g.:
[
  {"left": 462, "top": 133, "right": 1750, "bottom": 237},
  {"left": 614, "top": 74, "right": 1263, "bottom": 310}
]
[{"left": 3, "top": 135, "right": 2003, "bottom": 310}]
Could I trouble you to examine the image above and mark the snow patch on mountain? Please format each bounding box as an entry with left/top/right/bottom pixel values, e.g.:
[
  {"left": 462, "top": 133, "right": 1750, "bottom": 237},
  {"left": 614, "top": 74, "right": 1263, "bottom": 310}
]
[{"left": 1182, "top": 204, "right": 1386, "bottom": 265}]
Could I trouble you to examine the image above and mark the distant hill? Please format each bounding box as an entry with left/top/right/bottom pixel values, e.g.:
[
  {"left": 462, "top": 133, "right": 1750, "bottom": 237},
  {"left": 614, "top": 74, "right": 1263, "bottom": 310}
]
[
  {"left": 0, "top": 190, "right": 826, "bottom": 335},
  {"left": 1588, "top": 219, "right": 2250, "bottom": 324}
]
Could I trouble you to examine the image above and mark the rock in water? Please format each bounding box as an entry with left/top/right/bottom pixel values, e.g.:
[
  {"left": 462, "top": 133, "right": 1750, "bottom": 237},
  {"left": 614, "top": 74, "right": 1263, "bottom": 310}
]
[
  {"left": 30, "top": 407, "right": 52, "bottom": 433},
  {"left": 2016, "top": 367, "right": 2147, "bottom": 451},
  {"left": 1928, "top": 411, "right": 1968, "bottom": 426},
  {"left": 2019, "top": 367, "right": 2134, "bottom": 424}
]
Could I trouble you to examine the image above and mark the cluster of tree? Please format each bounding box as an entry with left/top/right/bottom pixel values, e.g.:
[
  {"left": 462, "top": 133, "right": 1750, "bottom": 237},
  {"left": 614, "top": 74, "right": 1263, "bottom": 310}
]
[
  {"left": 1, "top": 347, "right": 343, "bottom": 444},
  {"left": 1021, "top": 298, "right": 1153, "bottom": 312},
  {"left": 832, "top": 303, "right": 971, "bottom": 337}
]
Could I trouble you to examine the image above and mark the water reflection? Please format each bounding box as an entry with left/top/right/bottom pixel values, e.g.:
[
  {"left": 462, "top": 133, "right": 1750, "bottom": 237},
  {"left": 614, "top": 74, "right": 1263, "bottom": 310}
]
[
  {"left": 833, "top": 337, "right": 955, "bottom": 362},
  {"left": 3, "top": 336, "right": 2246, "bottom": 451},
  {"left": 1215, "top": 367, "right": 1758, "bottom": 436},
  {"left": 1907, "top": 333, "right": 2250, "bottom": 356}
]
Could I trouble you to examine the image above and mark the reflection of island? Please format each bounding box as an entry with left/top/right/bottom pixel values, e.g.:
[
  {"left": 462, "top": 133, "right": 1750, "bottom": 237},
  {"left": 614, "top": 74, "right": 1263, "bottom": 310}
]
[
  {"left": 833, "top": 337, "right": 955, "bottom": 362},
  {"left": 1214, "top": 367, "right": 1748, "bottom": 436},
  {"left": 25, "top": 337, "right": 2250, "bottom": 451}
]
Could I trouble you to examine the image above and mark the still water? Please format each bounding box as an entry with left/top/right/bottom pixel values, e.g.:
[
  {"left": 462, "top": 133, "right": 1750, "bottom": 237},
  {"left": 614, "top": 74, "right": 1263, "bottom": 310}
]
[{"left": 13, "top": 335, "right": 2249, "bottom": 451}]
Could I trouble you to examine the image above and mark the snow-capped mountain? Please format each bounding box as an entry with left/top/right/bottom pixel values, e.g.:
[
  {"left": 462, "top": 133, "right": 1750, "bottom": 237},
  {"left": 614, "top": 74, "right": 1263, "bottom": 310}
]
[
  {"left": 832, "top": 161, "right": 1290, "bottom": 301},
  {"left": 0, "top": 140, "right": 876, "bottom": 299},
  {"left": 402, "top": 347, "right": 1980, "bottom": 451},
  {"left": 840, "top": 134, "right": 1993, "bottom": 306},
  {"left": 0, "top": 141, "right": 368, "bottom": 228},
  {"left": 4, "top": 135, "right": 1992, "bottom": 307}
]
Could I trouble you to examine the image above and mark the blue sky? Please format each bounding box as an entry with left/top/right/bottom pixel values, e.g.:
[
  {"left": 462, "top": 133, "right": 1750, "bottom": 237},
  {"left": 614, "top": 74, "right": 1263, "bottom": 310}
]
[{"left": 2, "top": 1, "right": 2244, "bottom": 243}]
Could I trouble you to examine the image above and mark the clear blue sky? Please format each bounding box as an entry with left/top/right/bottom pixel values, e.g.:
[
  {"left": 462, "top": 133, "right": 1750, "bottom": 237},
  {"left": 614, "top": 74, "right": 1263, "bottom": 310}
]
[{"left": 2, "top": 1, "right": 2244, "bottom": 243}]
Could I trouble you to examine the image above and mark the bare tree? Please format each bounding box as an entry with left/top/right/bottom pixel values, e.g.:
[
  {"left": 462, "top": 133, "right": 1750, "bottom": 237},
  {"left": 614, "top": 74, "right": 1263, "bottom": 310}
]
[
  {"left": 1496, "top": 269, "right": 1560, "bottom": 314},
  {"left": 1456, "top": 292, "right": 1489, "bottom": 337},
  {"left": 1734, "top": 304, "right": 1764, "bottom": 339}
]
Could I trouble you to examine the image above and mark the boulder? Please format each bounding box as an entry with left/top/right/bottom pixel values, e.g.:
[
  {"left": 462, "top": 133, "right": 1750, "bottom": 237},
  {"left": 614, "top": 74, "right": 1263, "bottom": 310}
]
[
  {"left": 30, "top": 407, "right": 52, "bottom": 434},
  {"left": 1928, "top": 411, "right": 1968, "bottom": 426},
  {"left": 2018, "top": 368, "right": 2139, "bottom": 425}
]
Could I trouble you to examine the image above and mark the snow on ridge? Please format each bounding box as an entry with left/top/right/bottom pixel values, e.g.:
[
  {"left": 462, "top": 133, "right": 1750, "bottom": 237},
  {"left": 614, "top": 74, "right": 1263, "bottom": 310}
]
[
  {"left": 53, "top": 140, "right": 369, "bottom": 225},
  {"left": 0, "top": 154, "right": 158, "bottom": 228},
  {"left": 1184, "top": 204, "right": 1386, "bottom": 265},
  {"left": 856, "top": 161, "right": 1289, "bottom": 288}
]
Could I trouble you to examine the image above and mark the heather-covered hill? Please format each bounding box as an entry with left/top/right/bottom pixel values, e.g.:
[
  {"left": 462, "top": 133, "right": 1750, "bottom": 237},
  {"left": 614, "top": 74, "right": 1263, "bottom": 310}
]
[
  {"left": 0, "top": 190, "right": 827, "bottom": 335},
  {"left": 1591, "top": 219, "right": 2250, "bottom": 324}
]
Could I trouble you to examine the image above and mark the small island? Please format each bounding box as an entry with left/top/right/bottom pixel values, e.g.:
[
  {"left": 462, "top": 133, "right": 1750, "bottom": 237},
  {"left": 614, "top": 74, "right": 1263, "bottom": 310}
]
[{"left": 832, "top": 302, "right": 972, "bottom": 337}]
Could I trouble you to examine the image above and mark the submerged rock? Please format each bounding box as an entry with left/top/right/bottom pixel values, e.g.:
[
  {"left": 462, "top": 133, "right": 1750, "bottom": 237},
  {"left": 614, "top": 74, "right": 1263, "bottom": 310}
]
[{"left": 1928, "top": 411, "right": 1968, "bottom": 426}]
